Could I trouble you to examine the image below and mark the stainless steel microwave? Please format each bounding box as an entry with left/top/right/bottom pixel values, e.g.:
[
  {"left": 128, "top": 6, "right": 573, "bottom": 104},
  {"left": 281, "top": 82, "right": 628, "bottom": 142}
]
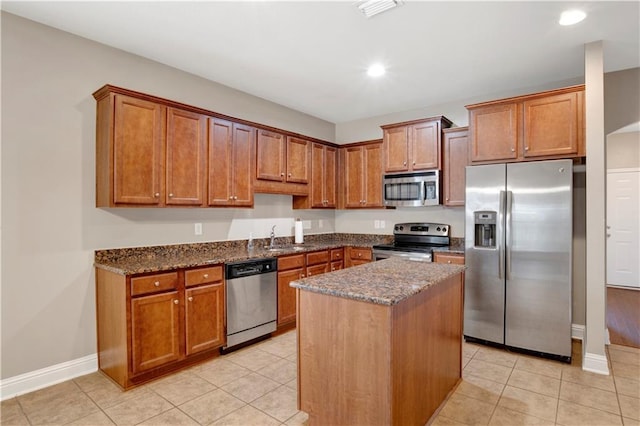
[{"left": 383, "top": 171, "right": 440, "bottom": 207}]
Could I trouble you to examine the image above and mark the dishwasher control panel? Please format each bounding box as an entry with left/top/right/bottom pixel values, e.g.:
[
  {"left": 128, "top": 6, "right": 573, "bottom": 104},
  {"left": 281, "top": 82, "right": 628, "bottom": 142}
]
[{"left": 225, "top": 258, "right": 277, "bottom": 279}]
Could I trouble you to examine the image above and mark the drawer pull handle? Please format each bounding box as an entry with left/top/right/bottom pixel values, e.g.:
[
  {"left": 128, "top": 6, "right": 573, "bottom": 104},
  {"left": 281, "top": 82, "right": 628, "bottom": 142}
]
[
  {"left": 154, "top": 281, "right": 160, "bottom": 287},
  {"left": 174, "top": 299, "right": 179, "bottom": 305},
  {"left": 203, "top": 274, "right": 209, "bottom": 279},
  {"left": 188, "top": 296, "right": 193, "bottom": 302}
]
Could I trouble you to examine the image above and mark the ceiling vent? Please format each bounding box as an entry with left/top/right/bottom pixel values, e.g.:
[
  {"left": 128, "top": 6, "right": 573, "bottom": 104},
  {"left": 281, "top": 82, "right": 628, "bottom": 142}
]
[{"left": 357, "top": 0, "right": 401, "bottom": 18}]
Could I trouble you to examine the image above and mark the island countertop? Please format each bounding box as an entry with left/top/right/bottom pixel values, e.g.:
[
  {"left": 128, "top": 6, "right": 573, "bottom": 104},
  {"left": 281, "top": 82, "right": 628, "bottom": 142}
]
[{"left": 290, "top": 257, "right": 465, "bottom": 306}]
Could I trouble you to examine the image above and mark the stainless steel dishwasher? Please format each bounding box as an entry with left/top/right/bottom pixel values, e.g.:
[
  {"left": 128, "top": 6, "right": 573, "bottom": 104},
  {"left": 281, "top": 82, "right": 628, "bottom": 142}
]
[{"left": 224, "top": 258, "right": 278, "bottom": 349}]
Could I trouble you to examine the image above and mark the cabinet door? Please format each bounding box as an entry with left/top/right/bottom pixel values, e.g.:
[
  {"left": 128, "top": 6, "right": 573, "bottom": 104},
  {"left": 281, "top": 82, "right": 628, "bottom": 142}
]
[
  {"left": 344, "top": 146, "right": 365, "bottom": 208},
  {"left": 469, "top": 103, "right": 519, "bottom": 162},
  {"left": 443, "top": 128, "right": 468, "bottom": 206},
  {"left": 185, "top": 283, "right": 225, "bottom": 355},
  {"left": 286, "top": 136, "right": 310, "bottom": 183},
  {"left": 523, "top": 92, "right": 578, "bottom": 158},
  {"left": 411, "top": 120, "right": 440, "bottom": 170},
  {"left": 131, "top": 291, "right": 180, "bottom": 374},
  {"left": 363, "top": 143, "right": 383, "bottom": 207},
  {"left": 310, "top": 143, "right": 326, "bottom": 208},
  {"left": 306, "top": 263, "right": 329, "bottom": 278},
  {"left": 278, "top": 268, "right": 303, "bottom": 326},
  {"left": 208, "top": 118, "right": 233, "bottom": 205},
  {"left": 324, "top": 146, "right": 337, "bottom": 208},
  {"left": 231, "top": 123, "right": 256, "bottom": 206},
  {"left": 166, "top": 108, "right": 207, "bottom": 206},
  {"left": 113, "top": 95, "right": 164, "bottom": 205},
  {"left": 383, "top": 127, "right": 409, "bottom": 172},
  {"left": 256, "top": 130, "right": 285, "bottom": 181}
]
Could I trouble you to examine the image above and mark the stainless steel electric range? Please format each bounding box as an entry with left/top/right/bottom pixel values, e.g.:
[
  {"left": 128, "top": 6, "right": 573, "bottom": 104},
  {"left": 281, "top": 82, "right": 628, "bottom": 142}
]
[{"left": 372, "top": 222, "right": 451, "bottom": 262}]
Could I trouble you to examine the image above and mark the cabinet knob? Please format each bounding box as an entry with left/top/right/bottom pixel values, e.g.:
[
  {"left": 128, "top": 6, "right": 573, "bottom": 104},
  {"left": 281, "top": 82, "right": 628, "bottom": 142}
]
[
  {"left": 233, "top": 196, "right": 238, "bottom": 200},
  {"left": 511, "top": 148, "right": 515, "bottom": 153},
  {"left": 154, "top": 192, "right": 160, "bottom": 198},
  {"left": 188, "top": 296, "right": 193, "bottom": 302},
  {"left": 300, "top": 274, "right": 305, "bottom": 278},
  {"left": 229, "top": 196, "right": 234, "bottom": 200},
  {"left": 524, "top": 147, "right": 529, "bottom": 151},
  {"left": 203, "top": 274, "right": 209, "bottom": 279},
  {"left": 413, "top": 161, "right": 416, "bottom": 165},
  {"left": 280, "top": 172, "right": 285, "bottom": 177},
  {"left": 288, "top": 173, "right": 292, "bottom": 177},
  {"left": 169, "top": 193, "right": 174, "bottom": 198},
  {"left": 154, "top": 281, "right": 160, "bottom": 287},
  {"left": 403, "top": 161, "right": 407, "bottom": 166},
  {"left": 358, "top": 253, "right": 362, "bottom": 257},
  {"left": 446, "top": 198, "right": 449, "bottom": 201},
  {"left": 308, "top": 272, "right": 312, "bottom": 276},
  {"left": 447, "top": 260, "right": 452, "bottom": 264},
  {"left": 174, "top": 299, "right": 179, "bottom": 305}
]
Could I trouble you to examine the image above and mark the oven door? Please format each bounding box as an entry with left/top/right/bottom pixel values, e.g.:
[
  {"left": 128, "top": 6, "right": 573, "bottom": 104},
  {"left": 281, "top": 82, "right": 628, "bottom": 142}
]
[{"left": 372, "top": 249, "right": 432, "bottom": 262}]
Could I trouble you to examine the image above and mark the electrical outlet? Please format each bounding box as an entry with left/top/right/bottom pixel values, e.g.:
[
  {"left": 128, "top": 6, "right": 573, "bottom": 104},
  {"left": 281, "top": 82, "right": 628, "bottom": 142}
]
[
  {"left": 194, "top": 223, "right": 203, "bottom": 235},
  {"left": 318, "top": 219, "right": 324, "bottom": 228},
  {"left": 374, "top": 220, "right": 380, "bottom": 229},
  {"left": 380, "top": 220, "right": 386, "bottom": 229}
]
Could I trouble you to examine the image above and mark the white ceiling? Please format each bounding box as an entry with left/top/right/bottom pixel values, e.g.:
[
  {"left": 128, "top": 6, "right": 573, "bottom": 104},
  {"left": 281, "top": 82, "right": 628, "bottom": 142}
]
[{"left": 3, "top": 1, "right": 639, "bottom": 123}]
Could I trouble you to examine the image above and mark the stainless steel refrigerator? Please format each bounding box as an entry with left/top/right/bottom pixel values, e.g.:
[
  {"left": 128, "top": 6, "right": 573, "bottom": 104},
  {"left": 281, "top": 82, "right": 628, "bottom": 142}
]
[{"left": 464, "top": 159, "right": 573, "bottom": 361}]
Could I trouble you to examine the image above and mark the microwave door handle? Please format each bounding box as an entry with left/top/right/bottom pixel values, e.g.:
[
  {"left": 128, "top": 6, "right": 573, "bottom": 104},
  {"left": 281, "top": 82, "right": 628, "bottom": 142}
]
[{"left": 422, "top": 181, "right": 427, "bottom": 205}]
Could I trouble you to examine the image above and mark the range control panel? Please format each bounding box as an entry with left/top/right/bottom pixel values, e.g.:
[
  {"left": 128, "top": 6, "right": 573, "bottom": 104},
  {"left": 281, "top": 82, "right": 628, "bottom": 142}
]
[{"left": 393, "top": 222, "right": 450, "bottom": 237}]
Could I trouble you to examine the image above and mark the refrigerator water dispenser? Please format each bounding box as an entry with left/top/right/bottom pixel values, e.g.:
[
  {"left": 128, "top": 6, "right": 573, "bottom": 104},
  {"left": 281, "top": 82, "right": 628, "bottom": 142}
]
[{"left": 474, "top": 211, "right": 496, "bottom": 248}]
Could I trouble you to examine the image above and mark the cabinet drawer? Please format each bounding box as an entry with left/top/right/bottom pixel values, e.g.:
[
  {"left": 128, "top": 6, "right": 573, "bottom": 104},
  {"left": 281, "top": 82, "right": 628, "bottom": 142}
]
[
  {"left": 330, "top": 260, "right": 344, "bottom": 272},
  {"left": 433, "top": 253, "right": 465, "bottom": 265},
  {"left": 350, "top": 247, "right": 372, "bottom": 261},
  {"left": 330, "top": 248, "right": 344, "bottom": 261},
  {"left": 306, "top": 250, "right": 329, "bottom": 266},
  {"left": 278, "top": 254, "right": 305, "bottom": 271},
  {"left": 131, "top": 272, "right": 178, "bottom": 297},
  {"left": 185, "top": 265, "right": 223, "bottom": 287}
]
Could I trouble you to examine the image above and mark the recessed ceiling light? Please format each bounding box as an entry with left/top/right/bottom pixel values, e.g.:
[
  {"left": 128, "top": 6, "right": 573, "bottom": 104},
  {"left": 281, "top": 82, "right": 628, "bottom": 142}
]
[
  {"left": 367, "top": 63, "right": 386, "bottom": 77},
  {"left": 559, "top": 9, "right": 586, "bottom": 26}
]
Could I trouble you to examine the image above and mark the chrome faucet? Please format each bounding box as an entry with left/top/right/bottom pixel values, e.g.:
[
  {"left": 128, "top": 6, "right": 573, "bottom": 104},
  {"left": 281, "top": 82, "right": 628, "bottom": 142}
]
[{"left": 269, "top": 225, "right": 276, "bottom": 249}]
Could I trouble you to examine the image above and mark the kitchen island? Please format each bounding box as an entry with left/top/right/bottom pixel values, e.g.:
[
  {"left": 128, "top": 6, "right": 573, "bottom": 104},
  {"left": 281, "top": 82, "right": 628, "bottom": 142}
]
[{"left": 291, "top": 258, "right": 465, "bottom": 426}]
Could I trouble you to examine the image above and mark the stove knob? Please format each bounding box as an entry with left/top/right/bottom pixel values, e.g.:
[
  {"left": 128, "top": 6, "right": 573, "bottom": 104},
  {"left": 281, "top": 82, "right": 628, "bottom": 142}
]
[
  {"left": 436, "top": 227, "right": 441, "bottom": 231},
  {"left": 399, "top": 226, "right": 404, "bottom": 231},
  {"left": 442, "top": 226, "right": 447, "bottom": 233}
]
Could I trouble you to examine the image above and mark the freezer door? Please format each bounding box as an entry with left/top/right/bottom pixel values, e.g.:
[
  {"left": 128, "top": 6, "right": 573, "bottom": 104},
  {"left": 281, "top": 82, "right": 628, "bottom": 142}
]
[
  {"left": 505, "top": 160, "right": 573, "bottom": 357},
  {"left": 464, "top": 164, "right": 506, "bottom": 344}
]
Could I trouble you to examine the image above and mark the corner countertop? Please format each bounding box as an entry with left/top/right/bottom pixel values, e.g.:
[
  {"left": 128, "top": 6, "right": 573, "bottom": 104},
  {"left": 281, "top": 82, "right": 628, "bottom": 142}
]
[
  {"left": 290, "top": 257, "right": 465, "bottom": 306},
  {"left": 94, "top": 233, "right": 394, "bottom": 275}
]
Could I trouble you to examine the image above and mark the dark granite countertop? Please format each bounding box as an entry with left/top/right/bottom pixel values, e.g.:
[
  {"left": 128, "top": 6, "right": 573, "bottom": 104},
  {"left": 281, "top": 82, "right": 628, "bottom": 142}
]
[
  {"left": 94, "top": 233, "right": 394, "bottom": 275},
  {"left": 290, "top": 257, "right": 465, "bottom": 306}
]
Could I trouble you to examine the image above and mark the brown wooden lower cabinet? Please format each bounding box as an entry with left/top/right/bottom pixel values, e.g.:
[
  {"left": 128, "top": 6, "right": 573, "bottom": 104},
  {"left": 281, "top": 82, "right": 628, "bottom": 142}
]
[
  {"left": 345, "top": 246, "right": 373, "bottom": 267},
  {"left": 297, "top": 271, "right": 464, "bottom": 425},
  {"left": 95, "top": 264, "right": 225, "bottom": 389},
  {"left": 433, "top": 252, "right": 465, "bottom": 265}
]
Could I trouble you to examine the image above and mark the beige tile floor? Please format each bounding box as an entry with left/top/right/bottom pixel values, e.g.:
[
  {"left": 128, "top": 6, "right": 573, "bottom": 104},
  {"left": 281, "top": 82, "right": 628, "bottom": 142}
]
[{"left": 1, "top": 331, "right": 639, "bottom": 426}]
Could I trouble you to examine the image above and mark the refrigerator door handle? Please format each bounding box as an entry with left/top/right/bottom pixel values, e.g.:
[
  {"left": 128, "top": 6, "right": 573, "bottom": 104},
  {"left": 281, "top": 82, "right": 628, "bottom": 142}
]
[
  {"left": 498, "top": 190, "right": 506, "bottom": 279},
  {"left": 506, "top": 190, "right": 513, "bottom": 279}
]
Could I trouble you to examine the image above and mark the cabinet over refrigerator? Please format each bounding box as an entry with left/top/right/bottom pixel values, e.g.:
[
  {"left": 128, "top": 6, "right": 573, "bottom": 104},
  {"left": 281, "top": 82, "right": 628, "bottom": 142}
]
[{"left": 464, "top": 159, "right": 573, "bottom": 362}]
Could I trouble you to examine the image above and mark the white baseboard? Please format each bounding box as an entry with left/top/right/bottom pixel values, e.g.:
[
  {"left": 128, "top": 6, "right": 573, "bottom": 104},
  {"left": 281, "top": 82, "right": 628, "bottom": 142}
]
[
  {"left": 0, "top": 354, "right": 98, "bottom": 401},
  {"left": 572, "top": 324, "right": 585, "bottom": 340},
  {"left": 583, "top": 351, "right": 610, "bottom": 375}
]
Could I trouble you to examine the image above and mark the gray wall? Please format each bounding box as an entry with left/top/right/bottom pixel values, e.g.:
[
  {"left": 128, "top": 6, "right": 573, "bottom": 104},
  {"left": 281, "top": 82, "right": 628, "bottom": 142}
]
[{"left": 0, "top": 12, "right": 335, "bottom": 379}]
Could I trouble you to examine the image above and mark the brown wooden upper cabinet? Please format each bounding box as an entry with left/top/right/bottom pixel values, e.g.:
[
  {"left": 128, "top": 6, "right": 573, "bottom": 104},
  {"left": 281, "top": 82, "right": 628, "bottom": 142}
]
[
  {"left": 208, "top": 118, "right": 256, "bottom": 207},
  {"left": 256, "top": 130, "right": 310, "bottom": 184},
  {"left": 466, "top": 85, "right": 585, "bottom": 164},
  {"left": 340, "top": 141, "right": 384, "bottom": 209},
  {"left": 381, "top": 116, "right": 453, "bottom": 172},
  {"left": 442, "top": 127, "right": 469, "bottom": 207},
  {"left": 294, "top": 143, "right": 337, "bottom": 209},
  {"left": 95, "top": 87, "right": 206, "bottom": 207}
]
